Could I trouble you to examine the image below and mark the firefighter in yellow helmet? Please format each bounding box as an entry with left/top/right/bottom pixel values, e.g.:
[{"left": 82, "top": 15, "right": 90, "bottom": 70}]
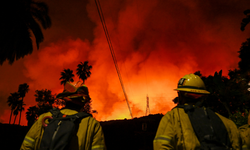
[
  {"left": 153, "top": 73, "right": 241, "bottom": 150},
  {"left": 238, "top": 111, "right": 250, "bottom": 150},
  {"left": 20, "top": 82, "right": 106, "bottom": 150}
]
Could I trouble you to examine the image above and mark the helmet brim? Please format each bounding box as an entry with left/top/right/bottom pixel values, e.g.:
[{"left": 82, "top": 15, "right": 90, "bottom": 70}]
[
  {"left": 56, "top": 82, "right": 90, "bottom": 106},
  {"left": 174, "top": 88, "right": 210, "bottom": 94}
]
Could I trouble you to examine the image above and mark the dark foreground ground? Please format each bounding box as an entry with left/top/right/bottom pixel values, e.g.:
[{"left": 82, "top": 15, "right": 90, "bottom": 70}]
[{"left": 0, "top": 114, "right": 163, "bottom": 150}]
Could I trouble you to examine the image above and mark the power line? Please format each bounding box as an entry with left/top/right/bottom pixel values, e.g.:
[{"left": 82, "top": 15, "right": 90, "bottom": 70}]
[{"left": 95, "top": 0, "right": 133, "bottom": 119}]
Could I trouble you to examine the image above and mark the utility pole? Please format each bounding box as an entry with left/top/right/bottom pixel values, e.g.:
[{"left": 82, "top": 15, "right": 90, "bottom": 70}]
[{"left": 145, "top": 95, "right": 150, "bottom": 116}]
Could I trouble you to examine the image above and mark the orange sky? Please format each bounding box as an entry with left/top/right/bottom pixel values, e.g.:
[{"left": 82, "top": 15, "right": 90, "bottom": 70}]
[{"left": 1, "top": 0, "right": 250, "bottom": 126}]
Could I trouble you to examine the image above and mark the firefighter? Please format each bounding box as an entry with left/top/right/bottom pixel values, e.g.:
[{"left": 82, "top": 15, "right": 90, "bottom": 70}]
[
  {"left": 238, "top": 111, "right": 250, "bottom": 150},
  {"left": 153, "top": 73, "right": 241, "bottom": 150},
  {"left": 20, "top": 82, "right": 106, "bottom": 150}
]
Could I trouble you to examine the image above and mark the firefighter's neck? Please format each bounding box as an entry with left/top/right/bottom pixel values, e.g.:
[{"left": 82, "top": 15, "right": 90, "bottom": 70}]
[{"left": 64, "top": 101, "right": 83, "bottom": 112}]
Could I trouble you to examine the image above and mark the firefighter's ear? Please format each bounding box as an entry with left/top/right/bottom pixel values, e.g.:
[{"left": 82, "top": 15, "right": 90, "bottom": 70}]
[{"left": 172, "top": 97, "right": 179, "bottom": 104}]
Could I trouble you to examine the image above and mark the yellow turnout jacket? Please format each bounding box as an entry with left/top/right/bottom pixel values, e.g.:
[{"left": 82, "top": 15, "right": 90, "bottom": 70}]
[
  {"left": 153, "top": 107, "right": 241, "bottom": 150},
  {"left": 239, "top": 124, "right": 250, "bottom": 150},
  {"left": 20, "top": 109, "right": 106, "bottom": 150}
]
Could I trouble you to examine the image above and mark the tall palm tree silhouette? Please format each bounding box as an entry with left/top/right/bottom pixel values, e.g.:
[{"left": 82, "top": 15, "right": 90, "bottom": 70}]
[
  {"left": 59, "top": 69, "right": 75, "bottom": 85},
  {"left": 16, "top": 100, "right": 26, "bottom": 125},
  {"left": 7, "top": 92, "right": 20, "bottom": 124},
  {"left": 0, "top": 0, "right": 52, "bottom": 65},
  {"left": 76, "top": 61, "right": 92, "bottom": 84},
  {"left": 13, "top": 108, "right": 19, "bottom": 124},
  {"left": 76, "top": 61, "right": 92, "bottom": 113},
  {"left": 18, "top": 83, "right": 29, "bottom": 125}
]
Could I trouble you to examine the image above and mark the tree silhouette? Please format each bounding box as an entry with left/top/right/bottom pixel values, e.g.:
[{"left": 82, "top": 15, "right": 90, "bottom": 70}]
[
  {"left": 196, "top": 70, "right": 250, "bottom": 119},
  {"left": 7, "top": 92, "right": 20, "bottom": 124},
  {"left": 59, "top": 69, "right": 75, "bottom": 85},
  {"left": 16, "top": 100, "right": 26, "bottom": 125},
  {"left": 238, "top": 38, "right": 250, "bottom": 77},
  {"left": 17, "top": 83, "right": 29, "bottom": 125},
  {"left": 34, "top": 89, "right": 56, "bottom": 116},
  {"left": 76, "top": 61, "right": 92, "bottom": 113},
  {"left": 76, "top": 61, "right": 92, "bottom": 84},
  {"left": 13, "top": 108, "right": 19, "bottom": 124},
  {"left": 241, "top": 9, "right": 250, "bottom": 31},
  {"left": 25, "top": 89, "right": 56, "bottom": 126},
  {"left": 239, "top": 8, "right": 250, "bottom": 79},
  {"left": 26, "top": 106, "right": 38, "bottom": 127},
  {"left": 194, "top": 71, "right": 202, "bottom": 77},
  {"left": 0, "top": 0, "right": 51, "bottom": 65}
]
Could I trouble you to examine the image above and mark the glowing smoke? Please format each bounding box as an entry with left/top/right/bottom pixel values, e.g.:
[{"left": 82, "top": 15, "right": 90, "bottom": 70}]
[{"left": 1, "top": 0, "right": 250, "bottom": 125}]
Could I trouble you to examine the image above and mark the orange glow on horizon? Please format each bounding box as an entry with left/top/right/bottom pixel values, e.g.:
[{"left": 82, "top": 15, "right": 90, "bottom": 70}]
[{"left": 1, "top": 0, "right": 250, "bottom": 126}]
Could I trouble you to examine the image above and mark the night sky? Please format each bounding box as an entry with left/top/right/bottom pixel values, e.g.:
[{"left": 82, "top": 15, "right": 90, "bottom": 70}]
[{"left": 1, "top": 0, "right": 250, "bottom": 125}]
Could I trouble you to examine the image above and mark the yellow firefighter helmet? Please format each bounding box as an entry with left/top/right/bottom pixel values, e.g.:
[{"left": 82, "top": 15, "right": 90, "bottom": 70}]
[{"left": 174, "top": 73, "right": 210, "bottom": 94}]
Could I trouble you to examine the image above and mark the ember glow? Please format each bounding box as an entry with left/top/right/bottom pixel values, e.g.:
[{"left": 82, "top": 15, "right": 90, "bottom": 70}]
[{"left": 1, "top": 0, "right": 250, "bottom": 125}]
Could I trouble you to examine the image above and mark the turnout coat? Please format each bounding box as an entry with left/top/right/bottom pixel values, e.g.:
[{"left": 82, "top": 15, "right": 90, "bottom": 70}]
[
  {"left": 20, "top": 109, "right": 106, "bottom": 150},
  {"left": 153, "top": 107, "right": 241, "bottom": 150},
  {"left": 239, "top": 124, "right": 250, "bottom": 150}
]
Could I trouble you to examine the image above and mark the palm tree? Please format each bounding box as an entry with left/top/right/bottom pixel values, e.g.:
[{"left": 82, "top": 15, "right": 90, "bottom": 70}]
[
  {"left": 76, "top": 61, "right": 92, "bottom": 113},
  {"left": 76, "top": 61, "right": 92, "bottom": 84},
  {"left": 17, "top": 83, "right": 29, "bottom": 125},
  {"left": 7, "top": 92, "right": 20, "bottom": 124},
  {"left": 26, "top": 106, "right": 38, "bottom": 127},
  {"left": 241, "top": 9, "right": 250, "bottom": 31},
  {"left": 13, "top": 108, "right": 19, "bottom": 124},
  {"left": 18, "top": 83, "right": 29, "bottom": 98},
  {"left": 17, "top": 100, "right": 26, "bottom": 125},
  {"left": 35, "top": 89, "right": 56, "bottom": 115},
  {"left": 0, "top": 0, "right": 52, "bottom": 65},
  {"left": 59, "top": 69, "right": 75, "bottom": 85}
]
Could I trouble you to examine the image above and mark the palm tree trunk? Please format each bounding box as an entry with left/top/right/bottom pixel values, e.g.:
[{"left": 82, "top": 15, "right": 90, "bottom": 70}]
[
  {"left": 18, "top": 99, "right": 24, "bottom": 125},
  {"left": 13, "top": 115, "right": 17, "bottom": 125},
  {"left": 19, "top": 110, "right": 22, "bottom": 125},
  {"left": 9, "top": 110, "right": 13, "bottom": 124}
]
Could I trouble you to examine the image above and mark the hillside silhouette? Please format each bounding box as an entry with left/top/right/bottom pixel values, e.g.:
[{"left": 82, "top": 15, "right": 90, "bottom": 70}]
[{"left": 1, "top": 113, "right": 163, "bottom": 150}]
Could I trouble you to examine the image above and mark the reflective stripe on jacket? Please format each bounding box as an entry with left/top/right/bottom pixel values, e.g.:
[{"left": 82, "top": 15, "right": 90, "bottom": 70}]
[
  {"left": 153, "top": 107, "right": 241, "bottom": 150},
  {"left": 20, "top": 109, "right": 106, "bottom": 150},
  {"left": 239, "top": 124, "right": 250, "bottom": 150}
]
